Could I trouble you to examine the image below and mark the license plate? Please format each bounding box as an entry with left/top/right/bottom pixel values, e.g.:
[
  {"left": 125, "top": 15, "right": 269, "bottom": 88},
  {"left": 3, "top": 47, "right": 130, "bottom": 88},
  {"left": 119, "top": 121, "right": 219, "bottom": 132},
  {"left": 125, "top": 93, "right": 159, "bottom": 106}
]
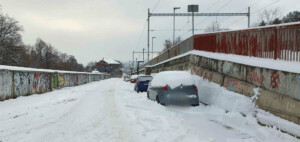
[{"left": 144, "top": 83, "right": 148, "bottom": 85}]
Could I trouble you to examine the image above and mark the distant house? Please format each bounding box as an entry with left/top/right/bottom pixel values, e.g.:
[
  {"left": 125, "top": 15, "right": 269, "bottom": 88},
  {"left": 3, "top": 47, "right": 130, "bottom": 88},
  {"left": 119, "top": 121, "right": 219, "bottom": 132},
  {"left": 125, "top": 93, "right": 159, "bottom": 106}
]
[{"left": 96, "top": 58, "right": 122, "bottom": 77}]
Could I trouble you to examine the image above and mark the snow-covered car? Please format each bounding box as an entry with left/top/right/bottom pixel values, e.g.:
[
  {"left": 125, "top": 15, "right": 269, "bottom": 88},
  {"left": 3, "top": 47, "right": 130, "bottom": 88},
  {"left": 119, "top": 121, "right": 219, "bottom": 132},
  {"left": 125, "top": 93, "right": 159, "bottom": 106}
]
[
  {"left": 134, "top": 75, "right": 153, "bottom": 93},
  {"left": 130, "top": 75, "right": 138, "bottom": 83},
  {"left": 147, "top": 71, "right": 199, "bottom": 106},
  {"left": 123, "top": 75, "right": 131, "bottom": 82}
]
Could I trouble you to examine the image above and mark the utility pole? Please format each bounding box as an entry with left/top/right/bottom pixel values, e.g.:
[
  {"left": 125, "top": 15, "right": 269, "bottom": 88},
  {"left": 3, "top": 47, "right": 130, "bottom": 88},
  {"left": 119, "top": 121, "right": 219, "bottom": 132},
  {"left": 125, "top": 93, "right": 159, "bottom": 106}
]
[
  {"left": 132, "top": 51, "right": 134, "bottom": 69},
  {"left": 135, "top": 58, "right": 137, "bottom": 71},
  {"left": 143, "top": 48, "right": 145, "bottom": 62},
  {"left": 147, "top": 8, "right": 150, "bottom": 62},
  {"left": 248, "top": 7, "right": 250, "bottom": 28},
  {"left": 173, "top": 7, "right": 180, "bottom": 46},
  {"left": 152, "top": 37, "right": 156, "bottom": 59}
]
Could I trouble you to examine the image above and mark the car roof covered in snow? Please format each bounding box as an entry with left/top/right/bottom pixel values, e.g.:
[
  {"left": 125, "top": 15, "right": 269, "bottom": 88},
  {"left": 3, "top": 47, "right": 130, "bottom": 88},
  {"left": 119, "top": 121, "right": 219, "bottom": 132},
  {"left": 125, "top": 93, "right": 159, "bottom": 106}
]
[
  {"left": 130, "top": 75, "right": 139, "bottom": 79},
  {"left": 151, "top": 71, "right": 195, "bottom": 88}
]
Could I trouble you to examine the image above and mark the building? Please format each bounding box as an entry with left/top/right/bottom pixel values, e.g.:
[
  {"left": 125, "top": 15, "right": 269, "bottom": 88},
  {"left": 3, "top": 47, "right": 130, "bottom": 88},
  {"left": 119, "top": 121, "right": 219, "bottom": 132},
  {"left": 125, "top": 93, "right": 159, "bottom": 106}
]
[{"left": 96, "top": 58, "right": 122, "bottom": 77}]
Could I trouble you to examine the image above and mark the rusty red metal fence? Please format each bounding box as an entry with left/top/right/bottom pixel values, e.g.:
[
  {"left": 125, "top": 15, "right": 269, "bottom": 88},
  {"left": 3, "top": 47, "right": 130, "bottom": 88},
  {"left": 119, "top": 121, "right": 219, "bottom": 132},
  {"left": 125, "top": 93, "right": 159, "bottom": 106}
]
[{"left": 193, "top": 23, "right": 300, "bottom": 61}]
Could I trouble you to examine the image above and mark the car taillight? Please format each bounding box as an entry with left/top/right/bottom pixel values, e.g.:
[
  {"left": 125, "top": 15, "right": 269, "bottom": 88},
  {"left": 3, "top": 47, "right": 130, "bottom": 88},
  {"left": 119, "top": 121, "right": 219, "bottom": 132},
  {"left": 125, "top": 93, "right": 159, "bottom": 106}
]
[
  {"left": 161, "top": 85, "right": 168, "bottom": 91},
  {"left": 194, "top": 85, "right": 198, "bottom": 91},
  {"left": 137, "top": 81, "right": 140, "bottom": 85}
]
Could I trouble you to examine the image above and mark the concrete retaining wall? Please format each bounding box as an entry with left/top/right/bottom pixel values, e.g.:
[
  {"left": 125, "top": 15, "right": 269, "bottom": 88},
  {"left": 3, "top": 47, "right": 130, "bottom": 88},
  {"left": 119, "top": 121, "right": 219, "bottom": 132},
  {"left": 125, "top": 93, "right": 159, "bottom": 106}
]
[
  {"left": 0, "top": 69, "right": 110, "bottom": 101},
  {"left": 148, "top": 53, "right": 300, "bottom": 125}
]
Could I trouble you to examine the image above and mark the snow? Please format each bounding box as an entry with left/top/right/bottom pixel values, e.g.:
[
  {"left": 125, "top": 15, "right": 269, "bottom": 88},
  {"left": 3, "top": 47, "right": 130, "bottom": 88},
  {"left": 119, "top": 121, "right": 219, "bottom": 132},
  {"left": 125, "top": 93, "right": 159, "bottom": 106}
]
[
  {"left": 0, "top": 65, "right": 100, "bottom": 74},
  {"left": 0, "top": 78, "right": 299, "bottom": 142},
  {"left": 147, "top": 50, "right": 300, "bottom": 74},
  {"left": 130, "top": 75, "right": 138, "bottom": 79},
  {"left": 193, "top": 74, "right": 300, "bottom": 138},
  {"left": 102, "top": 58, "right": 120, "bottom": 64},
  {"left": 151, "top": 71, "right": 195, "bottom": 89}
]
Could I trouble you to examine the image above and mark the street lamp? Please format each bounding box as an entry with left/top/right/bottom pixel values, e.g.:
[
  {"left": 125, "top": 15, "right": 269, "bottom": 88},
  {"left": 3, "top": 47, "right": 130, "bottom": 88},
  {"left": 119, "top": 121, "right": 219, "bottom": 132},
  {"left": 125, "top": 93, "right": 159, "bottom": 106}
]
[
  {"left": 152, "top": 37, "right": 156, "bottom": 59},
  {"left": 173, "top": 7, "right": 181, "bottom": 46}
]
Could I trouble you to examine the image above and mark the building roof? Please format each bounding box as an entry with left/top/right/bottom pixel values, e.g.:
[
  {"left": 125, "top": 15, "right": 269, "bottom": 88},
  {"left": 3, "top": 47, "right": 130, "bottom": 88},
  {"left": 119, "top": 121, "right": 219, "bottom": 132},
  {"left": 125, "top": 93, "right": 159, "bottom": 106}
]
[{"left": 102, "top": 58, "right": 120, "bottom": 65}]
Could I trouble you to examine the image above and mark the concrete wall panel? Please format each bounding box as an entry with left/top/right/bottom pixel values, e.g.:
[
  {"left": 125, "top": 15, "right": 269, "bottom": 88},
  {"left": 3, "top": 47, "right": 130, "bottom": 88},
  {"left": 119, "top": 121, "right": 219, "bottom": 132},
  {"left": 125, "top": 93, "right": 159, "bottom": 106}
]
[
  {"left": 14, "top": 72, "right": 34, "bottom": 97},
  {"left": 31, "top": 73, "right": 51, "bottom": 94},
  {"left": 0, "top": 70, "right": 13, "bottom": 100},
  {"left": 256, "top": 89, "right": 300, "bottom": 123}
]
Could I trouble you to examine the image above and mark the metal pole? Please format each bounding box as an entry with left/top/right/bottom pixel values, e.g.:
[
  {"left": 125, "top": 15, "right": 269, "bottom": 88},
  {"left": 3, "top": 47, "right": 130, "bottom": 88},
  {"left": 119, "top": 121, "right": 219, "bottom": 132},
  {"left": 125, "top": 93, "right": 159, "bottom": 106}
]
[
  {"left": 147, "top": 8, "right": 150, "bottom": 62},
  {"left": 173, "top": 8, "right": 175, "bottom": 46},
  {"left": 152, "top": 38, "right": 153, "bottom": 59},
  {"left": 132, "top": 51, "right": 134, "bottom": 69},
  {"left": 136, "top": 58, "right": 137, "bottom": 71},
  {"left": 192, "top": 11, "right": 194, "bottom": 35},
  {"left": 248, "top": 7, "right": 250, "bottom": 28},
  {"left": 143, "top": 48, "right": 145, "bottom": 62}
]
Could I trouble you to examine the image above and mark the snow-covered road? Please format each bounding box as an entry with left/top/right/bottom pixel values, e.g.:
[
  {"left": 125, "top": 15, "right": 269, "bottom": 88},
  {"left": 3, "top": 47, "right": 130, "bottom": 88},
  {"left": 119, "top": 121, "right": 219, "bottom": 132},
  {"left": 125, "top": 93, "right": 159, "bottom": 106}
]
[{"left": 0, "top": 78, "right": 298, "bottom": 142}]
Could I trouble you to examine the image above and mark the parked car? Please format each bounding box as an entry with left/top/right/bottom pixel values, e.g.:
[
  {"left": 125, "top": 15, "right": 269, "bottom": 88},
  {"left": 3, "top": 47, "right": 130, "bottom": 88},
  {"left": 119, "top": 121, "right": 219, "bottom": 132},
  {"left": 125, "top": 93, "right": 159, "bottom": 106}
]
[
  {"left": 130, "top": 75, "right": 138, "bottom": 83},
  {"left": 123, "top": 75, "right": 131, "bottom": 82},
  {"left": 147, "top": 71, "right": 199, "bottom": 106},
  {"left": 134, "top": 75, "right": 153, "bottom": 93}
]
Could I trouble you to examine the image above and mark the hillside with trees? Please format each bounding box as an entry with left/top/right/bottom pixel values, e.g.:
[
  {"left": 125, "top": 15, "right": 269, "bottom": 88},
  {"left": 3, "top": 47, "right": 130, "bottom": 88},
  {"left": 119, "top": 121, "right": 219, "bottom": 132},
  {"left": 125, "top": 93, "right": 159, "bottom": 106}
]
[{"left": 0, "top": 8, "right": 85, "bottom": 71}]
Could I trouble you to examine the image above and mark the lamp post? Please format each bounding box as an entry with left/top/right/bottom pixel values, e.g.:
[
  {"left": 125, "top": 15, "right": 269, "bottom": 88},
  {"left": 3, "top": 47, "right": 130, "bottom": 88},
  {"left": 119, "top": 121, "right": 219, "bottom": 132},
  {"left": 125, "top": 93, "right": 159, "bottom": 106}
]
[
  {"left": 173, "top": 7, "right": 180, "bottom": 46},
  {"left": 152, "top": 37, "right": 156, "bottom": 59}
]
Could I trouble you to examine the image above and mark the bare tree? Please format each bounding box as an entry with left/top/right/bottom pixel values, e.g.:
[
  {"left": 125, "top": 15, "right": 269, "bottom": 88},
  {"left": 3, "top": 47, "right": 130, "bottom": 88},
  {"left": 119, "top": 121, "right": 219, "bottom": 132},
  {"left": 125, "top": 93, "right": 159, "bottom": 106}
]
[
  {"left": 258, "top": 8, "right": 282, "bottom": 25},
  {"left": 174, "top": 36, "right": 182, "bottom": 45},
  {"left": 0, "top": 11, "right": 23, "bottom": 65},
  {"left": 163, "top": 39, "right": 172, "bottom": 51},
  {"left": 205, "top": 21, "right": 221, "bottom": 32}
]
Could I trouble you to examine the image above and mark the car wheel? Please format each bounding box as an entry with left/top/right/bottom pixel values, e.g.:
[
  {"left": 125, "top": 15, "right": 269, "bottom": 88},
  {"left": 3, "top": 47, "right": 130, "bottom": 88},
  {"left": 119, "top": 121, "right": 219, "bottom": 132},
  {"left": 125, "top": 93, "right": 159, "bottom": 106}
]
[
  {"left": 156, "top": 96, "right": 160, "bottom": 104},
  {"left": 147, "top": 92, "right": 149, "bottom": 99},
  {"left": 192, "top": 104, "right": 199, "bottom": 107}
]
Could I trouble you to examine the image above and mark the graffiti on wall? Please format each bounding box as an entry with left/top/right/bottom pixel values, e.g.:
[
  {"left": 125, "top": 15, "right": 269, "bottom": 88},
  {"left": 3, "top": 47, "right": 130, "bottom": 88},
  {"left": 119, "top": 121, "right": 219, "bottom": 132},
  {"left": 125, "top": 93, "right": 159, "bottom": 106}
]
[
  {"left": 270, "top": 71, "right": 280, "bottom": 88},
  {"left": 58, "top": 74, "right": 66, "bottom": 88},
  {"left": 224, "top": 78, "right": 252, "bottom": 96},
  {"left": 32, "top": 73, "right": 51, "bottom": 94},
  {"left": 14, "top": 72, "right": 33, "bottom": 97},
  {"left": 247, "top": 69, "right": 265, "bottom": 85},
  {"left": 51, "top": 74, "right": 58, "bottom": 89}
]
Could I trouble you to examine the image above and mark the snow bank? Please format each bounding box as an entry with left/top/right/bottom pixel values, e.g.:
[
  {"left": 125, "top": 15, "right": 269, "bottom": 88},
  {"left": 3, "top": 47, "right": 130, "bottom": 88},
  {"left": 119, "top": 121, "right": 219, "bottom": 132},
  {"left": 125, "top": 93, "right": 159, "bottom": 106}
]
[
  {"left": 151, "top": 71, "right": 195, "bottom": 88},
  {"left": 193, "top": 75, "right": 300, "bottom": 137}
]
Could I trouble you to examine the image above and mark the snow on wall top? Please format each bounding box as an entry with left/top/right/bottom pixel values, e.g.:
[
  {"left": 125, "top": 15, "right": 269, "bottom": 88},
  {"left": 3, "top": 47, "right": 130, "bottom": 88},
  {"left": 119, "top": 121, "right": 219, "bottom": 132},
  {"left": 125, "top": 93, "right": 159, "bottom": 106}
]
[
  {"left": 102, "top": 58, "right": 120, "bottom": 64},
  {"left": 0, "top": 65, "right": 104, "bottom": 75},
  {"left": 148, "top": 50, "right": 300, "bottom": 74}
]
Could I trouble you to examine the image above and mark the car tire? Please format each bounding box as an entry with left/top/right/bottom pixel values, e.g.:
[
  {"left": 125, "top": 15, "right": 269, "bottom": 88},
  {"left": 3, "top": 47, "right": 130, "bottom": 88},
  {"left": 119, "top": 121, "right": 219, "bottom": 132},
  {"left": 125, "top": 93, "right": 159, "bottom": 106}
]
[
  {"left": 192, "top": 104, "right": 199, "bottom": 107},
  {"left": 147, "top": 92, "right": 149, "bottom": 99},
  {"left": 156, "top": 96, "right": 160, "bottom": 104}
]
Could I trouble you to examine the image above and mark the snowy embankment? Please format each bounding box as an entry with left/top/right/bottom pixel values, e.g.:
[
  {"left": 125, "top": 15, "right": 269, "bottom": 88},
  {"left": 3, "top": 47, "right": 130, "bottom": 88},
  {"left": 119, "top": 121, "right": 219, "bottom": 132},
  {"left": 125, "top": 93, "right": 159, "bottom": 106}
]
[
  {"left": 0, "top": 78, "right": 299, "bottom": 142},
  {"left": 194, "top": 75, "right": 300, "bottom": 138}
]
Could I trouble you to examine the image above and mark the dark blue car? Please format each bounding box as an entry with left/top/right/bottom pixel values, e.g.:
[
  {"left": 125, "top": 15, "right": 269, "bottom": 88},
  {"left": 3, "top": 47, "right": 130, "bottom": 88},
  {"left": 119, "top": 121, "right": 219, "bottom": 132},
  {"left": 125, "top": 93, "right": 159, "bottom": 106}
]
[{"left": 134, "top": 76, "right": 153, "bottom": 93}]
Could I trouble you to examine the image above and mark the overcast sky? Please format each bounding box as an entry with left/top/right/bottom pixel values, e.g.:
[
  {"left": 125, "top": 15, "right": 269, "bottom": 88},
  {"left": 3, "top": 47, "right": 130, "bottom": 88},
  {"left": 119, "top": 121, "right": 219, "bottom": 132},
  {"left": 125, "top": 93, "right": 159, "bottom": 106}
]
[{"left": 1, "top": 0, "right": 300, "bottom": 65}]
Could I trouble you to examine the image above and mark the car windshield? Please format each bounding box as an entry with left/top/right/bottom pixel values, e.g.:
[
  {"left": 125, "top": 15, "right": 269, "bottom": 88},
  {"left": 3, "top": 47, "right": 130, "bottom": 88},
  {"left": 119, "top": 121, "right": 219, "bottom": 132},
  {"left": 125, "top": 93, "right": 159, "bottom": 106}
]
[{"left": 138, "top": 76, "right": 153, "bottom": 81}]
